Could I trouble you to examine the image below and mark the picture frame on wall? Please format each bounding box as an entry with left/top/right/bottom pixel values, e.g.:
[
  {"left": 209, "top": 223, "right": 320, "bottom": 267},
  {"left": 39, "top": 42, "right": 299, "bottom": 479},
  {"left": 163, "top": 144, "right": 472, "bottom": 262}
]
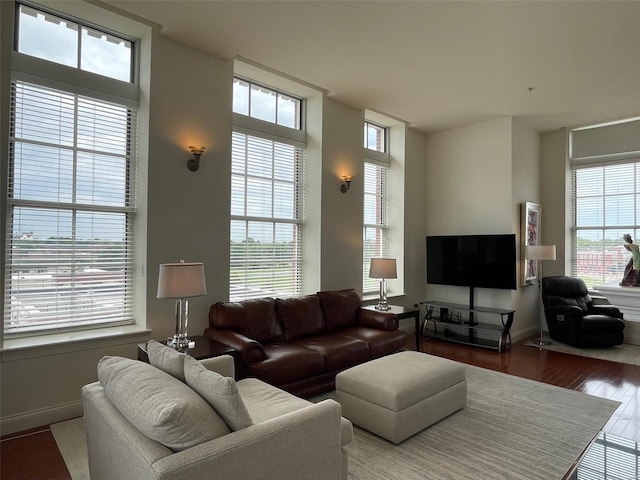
[{"left": 521, "top": 202, "right": 541, "bottom": 286}]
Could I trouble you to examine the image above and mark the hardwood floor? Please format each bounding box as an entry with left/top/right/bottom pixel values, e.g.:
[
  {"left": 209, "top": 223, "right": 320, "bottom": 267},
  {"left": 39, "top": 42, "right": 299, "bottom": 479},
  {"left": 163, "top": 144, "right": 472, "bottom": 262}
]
[
  {"left": 416, "top": 335, "right": 640, "bottom": 443},
  {"left": 0, "top": 427, "right": 71, "bottom": 480},
  {"left": 1, "top": 334, "right": 638, "bottom": 480}
]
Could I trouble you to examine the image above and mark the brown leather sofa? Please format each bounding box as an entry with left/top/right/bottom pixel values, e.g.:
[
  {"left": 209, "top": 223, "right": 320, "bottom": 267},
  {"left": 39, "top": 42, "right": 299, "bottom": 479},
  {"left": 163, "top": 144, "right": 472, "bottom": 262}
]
[{"left": 204, "top": 288, "right": 407, "bottom": 397}]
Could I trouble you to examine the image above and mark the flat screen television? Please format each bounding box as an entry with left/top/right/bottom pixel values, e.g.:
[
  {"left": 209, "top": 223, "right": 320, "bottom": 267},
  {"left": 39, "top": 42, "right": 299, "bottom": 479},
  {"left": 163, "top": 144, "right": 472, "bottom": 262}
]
[{"left": 426, "top": 234, "right": 517, "bottom": 291}]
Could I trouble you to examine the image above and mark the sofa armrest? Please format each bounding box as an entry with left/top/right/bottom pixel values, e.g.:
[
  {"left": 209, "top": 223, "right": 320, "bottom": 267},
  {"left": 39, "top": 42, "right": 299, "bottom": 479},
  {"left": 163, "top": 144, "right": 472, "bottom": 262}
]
[
  {"left": 203, "top": 327, "right": 266, "bottom": 364},
  {"left": 589, "top": 295, "right": 610, "bottom": 306},
  {"left": 545, "top": 305, "right": 584, "bottom": 325},
  {"left": 357, "top": 308, "right": 398, "bottom": 330},
  {"left": 152, "top": 400, "right": 344, "bottom": 480},
  {"left": 588, "top": 304, "right": 623, "bottom": 319},
  {"left": 198, "top": 355, "right": 235, "bottom": 378}
]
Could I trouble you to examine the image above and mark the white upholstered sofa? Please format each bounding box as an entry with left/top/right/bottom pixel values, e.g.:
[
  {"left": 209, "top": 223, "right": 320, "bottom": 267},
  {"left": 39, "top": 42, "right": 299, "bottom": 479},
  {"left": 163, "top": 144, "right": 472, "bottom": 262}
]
[{"left": 81, "top": 342, "right": 353, "bottom": 480}]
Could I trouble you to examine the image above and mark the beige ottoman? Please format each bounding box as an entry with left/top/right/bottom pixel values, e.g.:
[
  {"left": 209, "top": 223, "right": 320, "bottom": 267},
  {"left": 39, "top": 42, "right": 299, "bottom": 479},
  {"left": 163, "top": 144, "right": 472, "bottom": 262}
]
[{"left": 336, "top": 351, "right": 466, "bottom": 444}]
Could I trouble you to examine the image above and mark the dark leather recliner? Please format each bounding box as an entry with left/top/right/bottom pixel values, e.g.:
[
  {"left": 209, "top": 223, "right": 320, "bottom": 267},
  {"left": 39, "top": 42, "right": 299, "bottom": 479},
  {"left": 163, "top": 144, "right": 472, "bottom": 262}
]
[{"left": 541, "top": 276, "right": 625, "bottom": 348}]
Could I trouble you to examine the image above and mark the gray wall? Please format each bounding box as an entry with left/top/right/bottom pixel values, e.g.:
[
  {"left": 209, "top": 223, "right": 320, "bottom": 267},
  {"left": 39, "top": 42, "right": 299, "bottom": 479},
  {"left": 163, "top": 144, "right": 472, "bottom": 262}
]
[{"left": 0, "top": 1, "right": 432, "bottom": 434}]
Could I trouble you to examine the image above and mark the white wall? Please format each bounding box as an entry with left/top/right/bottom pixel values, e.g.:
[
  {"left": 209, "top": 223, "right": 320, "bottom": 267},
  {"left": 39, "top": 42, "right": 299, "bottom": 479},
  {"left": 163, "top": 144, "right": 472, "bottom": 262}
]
[
  {"left": 144, "top": 34, "right": 233, "bottom": 342},
  {"left": 402, "top": 128, "right": 428, "bottom": 305},
  {"left": 424, "top": 117, "right": 542, "bottom": 340},
  {"left": 319, "top": 99, "right": 365, "bottom": 291},
  {"left": 541, "top": 129, "right": 571, "bottom": 276},
  {"left": 512, "top": 118, "right": 545, "bottom": 338}
]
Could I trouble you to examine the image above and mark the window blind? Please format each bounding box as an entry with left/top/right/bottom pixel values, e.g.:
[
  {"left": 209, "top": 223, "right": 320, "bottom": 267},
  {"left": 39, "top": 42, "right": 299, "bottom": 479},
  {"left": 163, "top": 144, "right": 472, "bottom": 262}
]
[
  {"left": 230, "top": 131, "right": 303, "bottom": 301},
  {"left": 571, "top": 161, "right": 639, "bottom": 287},
  {"left": 5, "top": 80, "right": 136, "bottom": 335},
  {"left": 363, "top": 162, "right": 389, "bottom": 294}
]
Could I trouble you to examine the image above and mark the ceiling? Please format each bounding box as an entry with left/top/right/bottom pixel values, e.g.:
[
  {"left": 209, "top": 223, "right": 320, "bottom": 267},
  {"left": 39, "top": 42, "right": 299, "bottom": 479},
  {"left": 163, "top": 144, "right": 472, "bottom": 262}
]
[{"left": 102, "top": 0, "right": 640, "bottom": 134}]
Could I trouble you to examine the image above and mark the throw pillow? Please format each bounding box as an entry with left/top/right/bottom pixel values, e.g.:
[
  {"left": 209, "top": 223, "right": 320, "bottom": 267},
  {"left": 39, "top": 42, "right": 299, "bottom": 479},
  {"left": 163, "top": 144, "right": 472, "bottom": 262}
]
[
  {"left": 98, "top": 356, "right": 230, "bottom": 451},
  {"left": 183, "top": 355, "right": 253, "bottom": 431},
  {"left": 147, "top": 339, "right": 186, "bottom": 382}
]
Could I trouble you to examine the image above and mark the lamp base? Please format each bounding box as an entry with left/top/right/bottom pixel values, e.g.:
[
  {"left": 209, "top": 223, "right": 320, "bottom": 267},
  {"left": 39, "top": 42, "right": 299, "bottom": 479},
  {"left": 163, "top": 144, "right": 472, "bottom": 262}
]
[
  {"left": 167, "top": 336, "right": 196, "bottom": 350},
  {"left": 375, "top": 303, "right": 391, "bottom": 311}
]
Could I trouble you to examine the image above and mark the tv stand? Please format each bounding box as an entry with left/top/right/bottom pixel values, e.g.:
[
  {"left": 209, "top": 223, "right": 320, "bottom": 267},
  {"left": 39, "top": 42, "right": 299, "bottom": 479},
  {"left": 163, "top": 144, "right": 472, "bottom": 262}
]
[{"left": 416, "top": 300, "right": 514, "bottom": 353}]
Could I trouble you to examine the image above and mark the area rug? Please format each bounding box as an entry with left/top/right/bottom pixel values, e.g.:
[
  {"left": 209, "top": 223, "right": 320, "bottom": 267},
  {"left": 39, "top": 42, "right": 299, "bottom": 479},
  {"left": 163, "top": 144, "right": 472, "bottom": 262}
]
[
  {"left": 50, "top": 417, "right": 89, "bottom": 480},
  {"left": 536, "top": 340, "right": 640, "bottom": 367},
  {"left": 54, "top": 366, "right": 619, "bottom": 480}
]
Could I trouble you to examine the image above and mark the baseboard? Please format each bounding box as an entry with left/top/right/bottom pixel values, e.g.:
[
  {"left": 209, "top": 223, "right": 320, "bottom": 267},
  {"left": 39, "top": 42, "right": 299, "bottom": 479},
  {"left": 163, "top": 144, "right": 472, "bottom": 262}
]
[
  {"left": 510, "top": 325, "right": 541, "bottom": 344},
  {"left": 624, "top": 333, "right": 640, "bottom": 346},
  {"left": 1, "top": 400, "right": 83, "bottom": 436}
]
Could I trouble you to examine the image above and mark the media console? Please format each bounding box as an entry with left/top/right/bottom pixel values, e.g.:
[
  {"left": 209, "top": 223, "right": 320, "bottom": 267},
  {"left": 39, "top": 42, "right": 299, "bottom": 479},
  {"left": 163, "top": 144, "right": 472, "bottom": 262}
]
[{"left": 416, "top": 300, "right": 514, "bottom": 352}]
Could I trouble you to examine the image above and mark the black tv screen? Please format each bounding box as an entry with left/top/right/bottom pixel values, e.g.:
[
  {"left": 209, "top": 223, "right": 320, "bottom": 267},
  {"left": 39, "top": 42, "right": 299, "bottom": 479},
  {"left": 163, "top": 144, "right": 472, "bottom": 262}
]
[{"left": 426, "top": 234, "right": 517, "bottom": 290}]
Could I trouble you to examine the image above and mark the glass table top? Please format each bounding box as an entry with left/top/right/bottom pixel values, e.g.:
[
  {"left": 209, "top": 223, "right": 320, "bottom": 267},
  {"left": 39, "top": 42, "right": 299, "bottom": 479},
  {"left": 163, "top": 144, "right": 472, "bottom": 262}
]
[{"left": 567, "top": 431, "right": 639, "bottom": 479}]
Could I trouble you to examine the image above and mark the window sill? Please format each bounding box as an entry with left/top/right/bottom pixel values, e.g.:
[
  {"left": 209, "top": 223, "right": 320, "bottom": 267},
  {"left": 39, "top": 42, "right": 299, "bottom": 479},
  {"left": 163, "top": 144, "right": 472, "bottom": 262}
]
[{"left": 1, "top": 325, "right": 152, "bottom": 362}]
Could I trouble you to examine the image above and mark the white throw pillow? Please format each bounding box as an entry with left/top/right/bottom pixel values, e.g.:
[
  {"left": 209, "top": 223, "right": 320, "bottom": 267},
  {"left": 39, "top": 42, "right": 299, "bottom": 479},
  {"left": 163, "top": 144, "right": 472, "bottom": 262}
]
[
  {"left": 147, "top": 339, "right": 186, "bottom": 382},
  {"left": 184, "top": 355, "right": 253, "bottom": 431},
  {"left": 98, "top": 356, "right": 230, "bottom": 451}
]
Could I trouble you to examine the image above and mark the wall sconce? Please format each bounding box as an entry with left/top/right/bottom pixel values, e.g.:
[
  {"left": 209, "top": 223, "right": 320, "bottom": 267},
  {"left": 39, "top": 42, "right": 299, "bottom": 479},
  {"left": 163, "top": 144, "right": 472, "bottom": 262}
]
[
  {"left": 340, "top": 175, "right": 353, "bottom": 193},
  {"left": 187, "top": 145, "right": 206, "bottom": 172}
]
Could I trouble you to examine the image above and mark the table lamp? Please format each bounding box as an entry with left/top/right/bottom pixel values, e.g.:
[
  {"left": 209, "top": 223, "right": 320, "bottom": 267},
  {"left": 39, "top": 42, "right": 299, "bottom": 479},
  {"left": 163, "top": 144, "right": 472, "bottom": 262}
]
[
  {"left": 157, "top": 260, "right": 207, "bottom": 349},
  {"left": 369, "top": 258, "right": 397, "bottom": 311}
]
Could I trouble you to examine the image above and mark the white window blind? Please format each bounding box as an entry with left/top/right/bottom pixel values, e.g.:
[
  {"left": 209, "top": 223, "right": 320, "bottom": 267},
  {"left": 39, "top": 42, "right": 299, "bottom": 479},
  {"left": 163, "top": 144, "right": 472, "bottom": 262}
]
[
  {"left": 363, "top": 162, "right": 389, "bottom": 294},
  {"left": 230, "top": 132, "right": 303, "bottom": 301},
  {"left": 4, "top": 80, "right": 136, "bottom": 335},
  {"left": 571, "top": 161, "right": 639, "bottom": 288}
]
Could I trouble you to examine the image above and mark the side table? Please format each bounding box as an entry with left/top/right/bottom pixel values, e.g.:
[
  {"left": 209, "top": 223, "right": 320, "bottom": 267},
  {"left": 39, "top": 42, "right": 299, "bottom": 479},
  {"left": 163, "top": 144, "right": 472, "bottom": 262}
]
[
  {"left": 138, "top": 335, "right": 243, "bottom": 377},
  {"left": 363, "top": 304, "right": 420, "bottom": 351}
]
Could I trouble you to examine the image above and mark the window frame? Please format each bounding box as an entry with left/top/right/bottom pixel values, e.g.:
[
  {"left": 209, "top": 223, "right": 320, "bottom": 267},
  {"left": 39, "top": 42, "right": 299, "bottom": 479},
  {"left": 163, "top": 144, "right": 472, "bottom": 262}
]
[
  {"left": 363, "top": 161, "right": 390, "bottom": 295},
  {"left": 4, "top": 3, "right": 139, "bottom": 338},
  {"left": 230, "top": 76, "right": 305, "bottom": 302},
  {"left": 363, "top": 121, "right": 390, "bottom": 295},
  {"left": 571, "top": 160, "right": 640, "bottom": 288}
]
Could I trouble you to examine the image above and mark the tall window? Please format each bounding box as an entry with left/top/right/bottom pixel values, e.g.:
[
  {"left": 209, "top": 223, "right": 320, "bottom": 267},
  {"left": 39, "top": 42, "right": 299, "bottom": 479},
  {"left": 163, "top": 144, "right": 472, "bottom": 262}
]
[
  {"left": 572, "top": 162, "right": 639, "bottom": 287},
  {"left": 363, "top": 121, "right": 389, "bottom": 294},
  {"left": 230, "top": 77, "right": 304, "bottom": 301},
  {"left": 4, "top": 4, "right": 137, "bottom": 335}
]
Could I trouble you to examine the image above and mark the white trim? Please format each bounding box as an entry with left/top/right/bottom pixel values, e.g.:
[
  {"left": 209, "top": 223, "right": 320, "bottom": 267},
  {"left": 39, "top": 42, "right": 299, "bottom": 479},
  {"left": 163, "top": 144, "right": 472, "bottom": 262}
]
[
  {"left": 1, "top": 326, "right": 151, "bottom": 361},
  {"left": 571, "top": 151, "right": 640, "bottom": 169},
  {"left": 12, "top": 52, "right": 138, "bottom": 105},
  {"left": 364, "top": 148, "right": 390, "bottom": 166},
  {"left": 233, "top": 112, "right": 306, "bottom": 148},
  {"left": 1, "top": 399, "right": 84, "bottom": 436},
  {"left": 593, "top": 283, "right": 640, "bottom": 323}
]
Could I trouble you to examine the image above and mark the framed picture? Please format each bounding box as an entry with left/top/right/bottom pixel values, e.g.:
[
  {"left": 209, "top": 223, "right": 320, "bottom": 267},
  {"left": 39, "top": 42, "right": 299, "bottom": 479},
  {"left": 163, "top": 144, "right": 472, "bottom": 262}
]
[{"left": 521, "top": 202, "right": 541, "bottom": 285}]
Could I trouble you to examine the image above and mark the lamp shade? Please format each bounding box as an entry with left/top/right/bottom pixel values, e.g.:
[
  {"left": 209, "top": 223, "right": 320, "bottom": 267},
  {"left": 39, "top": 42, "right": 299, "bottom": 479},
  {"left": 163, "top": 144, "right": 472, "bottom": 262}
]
[
  {"left": 526, "top": 245, "right": 557, "bottom": 261},
  {"left": 369, "top": 258, "right": 397, "bottom": 279},
  {"left": 157, "top": 262, "right": 207, "bottom": 299}
]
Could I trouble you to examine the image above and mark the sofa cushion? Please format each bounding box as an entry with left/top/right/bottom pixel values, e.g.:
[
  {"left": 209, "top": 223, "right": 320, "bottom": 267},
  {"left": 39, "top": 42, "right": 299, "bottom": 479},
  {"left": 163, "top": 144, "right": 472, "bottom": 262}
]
[
  {"left": 337, "top": 327, "right": 407, "bottom": 358},
  {"left": 210, "top": 297, "right": 284, "bottom": 343},
  {"left": 317, "top": 288, "right": 361, "bottom": 332},
  {"left": 293, "top": 335, "right": 369, "bottom": 371},
  {"left": 183, "top": 356, "right": 253, "bottom": 431},
  {"left": 248, "top": 343, "right": 325, "bottom": 386},
  {"left": 237, "top": 377, "right": 354, "bottom": 447},
  {"left": 97, "top": 356, "right": 230, "bottom": 452},
  {"left": 277, "top": 294, "right": 325, "bottom": 341},
  {"left": 147, "top": 339, "right": 186, "bottom": 382}
]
